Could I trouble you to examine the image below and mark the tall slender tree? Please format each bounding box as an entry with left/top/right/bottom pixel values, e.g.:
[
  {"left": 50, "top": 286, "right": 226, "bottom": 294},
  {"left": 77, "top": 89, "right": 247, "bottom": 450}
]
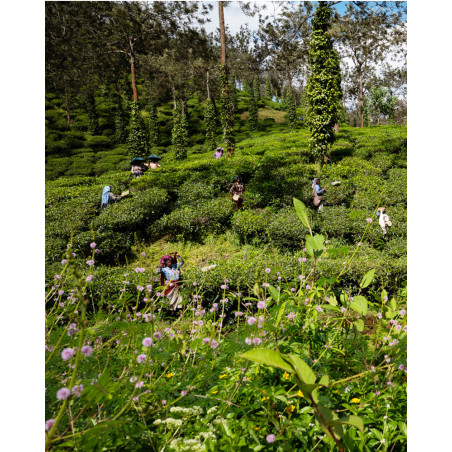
[
  {"left": 306, "top": 1, "right": 342, "bottom": 164},
  {"left": 218, "top": 1, "right": 235, "bottom": 157}
]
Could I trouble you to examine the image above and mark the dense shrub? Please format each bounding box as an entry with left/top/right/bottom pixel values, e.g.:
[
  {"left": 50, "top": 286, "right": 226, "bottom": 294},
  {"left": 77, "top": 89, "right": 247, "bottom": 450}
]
[
  {"left": 85, "top": 135, "right": 112, "bottom": 150},
  {"left": 94, "top": 187, "right": 169, "bottom": 232},
  {"left": 154, "top": 197, "right": 234, "bottom": 239}
]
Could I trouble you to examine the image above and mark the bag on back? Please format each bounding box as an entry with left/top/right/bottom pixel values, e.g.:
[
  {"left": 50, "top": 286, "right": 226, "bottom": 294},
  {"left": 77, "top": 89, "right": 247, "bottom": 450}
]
[{"left": 312, "top": 188, "right": 322, "bottom": 207}]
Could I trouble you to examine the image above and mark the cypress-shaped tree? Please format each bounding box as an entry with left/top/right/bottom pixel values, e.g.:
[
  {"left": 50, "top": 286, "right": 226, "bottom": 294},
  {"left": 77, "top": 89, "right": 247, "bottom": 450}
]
[
  {"left": 172, "top": 102, "right": 187, "bottom": 160},
  {"left": 114, "top": 102, "right": 128, "bottom": 144},
  {"left": 219, "top": 66, "right": 235, "bottom": 156},
  {"left": 286, "top": 92, "right": 297, "bottom": 130},
  {"left": 253, "top": 77, "right": 261, "bottom": 101},
  {"left": 86, "top": 93, "right": 100, "bottom": 135},
  {"left": 147, "top": 103, "right": 160, "bottom": 148},
  {"left": 264, "top": 77, "right": 272, "bottom": 100},
  {"left": 126, "top": 101, "right": 148, "bottom": 158},
  {"left": 204, "top": 98, "right": 217, "bottom": 151},
  {"left": 249, "top": 92, "right": 258, "bottom": 131},
  {"left": 306, "top": 1, "right": 342, "bottom": 163}
]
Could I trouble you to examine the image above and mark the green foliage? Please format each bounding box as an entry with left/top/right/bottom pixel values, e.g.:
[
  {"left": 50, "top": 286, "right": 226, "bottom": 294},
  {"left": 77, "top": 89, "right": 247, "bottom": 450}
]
[
  {"left": 248, "top": 92, "right": 258, "bottom": 131},
  {"left": 172, "top": 102, "right": 188, "bottom": 160},
  {"left": 126, "top": 101, "right": 148, "bottom": 158},
  {"left": 264, "top": 77, "right": 272, "bottom": 100},
  {"left": 286, "top": 92, "right": 297, "bottom": 130},
  {"left": 114, "top": 104, "right": 128, "bottom": 144},
  {"left": 204, "top": 98, "right": 217, "bottom": 151},
  {"left": 306, "top": 2, "right": 342, "bottom": 161},
  {"left": 219, "top": 67, "right": 236, "bottom": 155},
  {"left": 85, "top": 94, "right": 100, "bottom": 135},
  {"left": 147, "top": 103, "right": 160, "bottom": 148}
]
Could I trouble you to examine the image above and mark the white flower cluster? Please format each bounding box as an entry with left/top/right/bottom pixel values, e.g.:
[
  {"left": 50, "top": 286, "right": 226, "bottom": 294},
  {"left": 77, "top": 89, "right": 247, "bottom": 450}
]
[
  {"left": 153, "top": 418, "right": 183, "bottom": 429},
  {"left": 169, "top": 438, "right": 205, "bottom": 452},
  {"left": 169, "top": 406, "right": 203, "bottom": 417},
  {"left": 206, "top": 406, "right": 218, "bottom": 415},
  {"left": 168, "top": 431, "right": 217, "bottom": 452},
  {"left": 213, "top": 416, "right": 227, "bottom": 425}
]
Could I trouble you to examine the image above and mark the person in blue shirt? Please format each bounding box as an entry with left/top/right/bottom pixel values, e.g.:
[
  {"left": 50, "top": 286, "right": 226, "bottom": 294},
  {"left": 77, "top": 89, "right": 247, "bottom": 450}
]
[{"left": 159, "top": 252, "right": 184, "bottom": 311}]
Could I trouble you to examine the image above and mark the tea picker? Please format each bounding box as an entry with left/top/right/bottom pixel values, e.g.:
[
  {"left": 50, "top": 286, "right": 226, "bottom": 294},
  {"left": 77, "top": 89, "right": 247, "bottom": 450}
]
[{"left": 376, "top": 207, "right": 392, "bottom": 234}]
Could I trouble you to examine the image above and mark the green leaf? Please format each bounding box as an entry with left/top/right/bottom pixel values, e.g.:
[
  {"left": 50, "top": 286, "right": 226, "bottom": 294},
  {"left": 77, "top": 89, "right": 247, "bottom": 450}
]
[
  {"left": 275, "top": 301, "right": 286, "bottom": 327},
  {"left": 360, "top": 269, "right": 375, "bottom": 288},
  {"left": 239, "top": 349, "right": 293, "bottom": 373},
  {"left": 314, "top": 405, "right": 343, "bottom": 439},
  {"left": 330, "top": 415, "right": 364, "bottom": 433},
  {"left": 381, "top": 289, "right": 388, "bottom": 303},
  {"left": 354, "top": 319, "right": 365, "bottom": 332},
  {"left": 293, "top": 198, "right": 312, "bottom": 235},
  {"left": 313, "top": 234, "right": 325, "bottom": 250},
  {"left": 398, "top": 422, "right": 407, "bottom": 436},
  {"left": 318, "top": 375, "right": 330, "bottom": 387},
  {"left": 390, "top": 298, "right": 397, "bottom": 311},
  {"left": 285, "top": 354, "right": 316, "bottom": 384},
  {"left": 327, "top": 294, "right": 338, "bottom": 306},
  {"left": 267, "top": 285, "right": 280, "bottom": 304},
  {"left": 350, "top": 295, "right": 368, "bottom": 316},
  {"left": 299, "top": 383, "right": 320, "bottom": 395}
]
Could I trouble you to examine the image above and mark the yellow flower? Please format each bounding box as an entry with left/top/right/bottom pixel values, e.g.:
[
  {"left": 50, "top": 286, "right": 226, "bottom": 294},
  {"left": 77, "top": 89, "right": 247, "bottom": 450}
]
[
  {"left": 219, "top": 374, "right": 227, "bottom": 379},
  {"left": 211, "top": 390, "right": 218, "bottom": 394},
  {"left": 350, "top": 398, "right": 361, "bottom": 404},
  {"left": 286, "top": 404, "right": 295, "bottom": 413},
  {"left": 165, "top": 373, "right": 174, "bottom": 378},
  {"left": 261, "top": 389, "right": 266, "bottom": 394},
  {"left": 297, "top": 390, "right": 304, "bottom": 398},
  {"left": 261, "top": 396, "right": 270, "bottom": 402},
  {"left": 254, "top": 427, "right": 260, "bottom": 431},
  {"left": 283, "top": 372, "right": 290, "bottom": 380}
]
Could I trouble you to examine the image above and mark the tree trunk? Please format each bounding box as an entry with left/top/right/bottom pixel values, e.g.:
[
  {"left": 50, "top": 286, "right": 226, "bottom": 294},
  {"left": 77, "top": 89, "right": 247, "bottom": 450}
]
[
  {"left": 334, "top": 123, "right": 339, "bottom": 133},
  {"left": 359, "top": 70, "right": 363, "bottom": 128},
  {"left": 219, "top": 2, "right": 227, "bottom": 66},
  {"left": 172, "top": 86, "right": 177, "bottom": 110},
  {"left": 129, "top": 38, "right": 138, "bottom": 102},
  {"left": 64, "top": 85, "right": 71, "bottom": 125},
  {"left": 206, "top": 70, "right": 210, "bottom": 100}
]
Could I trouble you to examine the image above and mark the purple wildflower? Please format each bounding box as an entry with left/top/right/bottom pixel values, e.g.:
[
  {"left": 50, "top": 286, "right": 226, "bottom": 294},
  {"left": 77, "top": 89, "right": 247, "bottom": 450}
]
[
  {"left": 257, "top": 301, "right": 267, "bottom": 310},
  {"left": 253, "top": 338, "right": 262, "bottom": 345},
  {"left": 86, "top": 260, "right": 94, "bottom": 267},
  {"left": 137, "top": 354, "right": 147, "bottom": 364},
  {"left": 45, "top": 419, "right": 55, "bottom": 431},
  {"left": 61, "top": 348, "right": 75, "bottom": 361},
  {"left": 142, "top": 337, "right": 153, "bottom": 348},
  {"left": 316, "top": 305, "right": 322, "bottom": 313},
  {"left": 81, "top": 345, "right": 93, "bottom": 356},
  {"left": 210, "top": 339, "right": 218, "bottom": 349},
  {"left": 56, "top": 388, "right": 71, "bottom": 400},
  {"left": 265, "top": 268, "right": 271, "bottom": 274},
  {"left": 247, "top": 317, "right": 257, "bottom": 325},
  {"left": 266, "top": 434, "right": 275, "bottom": 443}
]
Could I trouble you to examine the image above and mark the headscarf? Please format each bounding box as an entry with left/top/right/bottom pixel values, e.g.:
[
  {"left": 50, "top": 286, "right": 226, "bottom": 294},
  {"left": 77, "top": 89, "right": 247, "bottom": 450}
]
[
  {"left": 102, "top": 186, "right": 111, "bottom": 205},
  {"left": 312, "top": 178, "right": 319, "bottom": 189},
  {"left": 160, "top": 255, "right": 172, "bottom": 267},
  {"left": 216, "top": 147, "right": 223, "bottom": 153},
  {"left": 234, "top": 176, "right": 241, "bottom": 182}
]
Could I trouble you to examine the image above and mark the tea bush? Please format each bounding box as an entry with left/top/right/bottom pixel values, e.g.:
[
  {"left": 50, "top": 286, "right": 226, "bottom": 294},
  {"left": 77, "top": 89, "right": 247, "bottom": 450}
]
[{"left": 94, "top": 187, "right": 169, "bottom": 232}]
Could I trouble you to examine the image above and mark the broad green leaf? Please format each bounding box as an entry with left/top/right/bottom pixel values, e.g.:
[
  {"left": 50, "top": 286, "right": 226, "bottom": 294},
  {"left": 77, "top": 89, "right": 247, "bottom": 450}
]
[
  {"left": 350, "top": 295, "right": 368, "bottom": 316},
  {"left": 327, "top": 294, "right": 338, "bottom": 306},
  {"left": 322, "top": 305, "right": 340, "bottom": 312},
  {"left": 221, "top": 420, "right": 232, "bottom": 437},
  {"left": 267, "top": 285, "right": 280, "bottom": 304},
  {"left": 390, "top": 298, "right": 397, "bottom": 311},
  {"left": 330, "top": 415, "right": 364, "bottom": 433},
  {"left": 239, "top": 348, "right": 293, "bottom": 373},
  {"left": 360, "top": 269, "right": 375, "bottom": 288},
  {"left": 398, "top": 422, "right": 407, "bottom": 436},
  {"left": 354, "top": 319, "right": 365, "bottom": 332},
  {"left": 285, "top": 354, "right": 316, "bottom": 384},
  {"left": 293, "top": 198, "right": 312, "bottom": 235},
  {"left": 314, "top": 405, "right": 343, "bottom": 439},
  {"left": 275, "top": 302, "right": 286, "bottom": 327},
  {"left": 318, "top": 375, "right": 330, "bottom": 387},
  {"left": 313, "top": 234, "right": 325, "bottom": 250},
  {"left": 299, "top": 383, "right": 320, "bottom": 395},
  {"left": 274, "top": 394, "right": 288, "bottom": 403},
  {"left": 381, "top": 289, "right": 388, "bottom": 303},
  {"left": 340, "top": 293, "right": 348, "bottom": 304},
  {"left": 253, "top": 283, "right": 260, "bottom": 297}
]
